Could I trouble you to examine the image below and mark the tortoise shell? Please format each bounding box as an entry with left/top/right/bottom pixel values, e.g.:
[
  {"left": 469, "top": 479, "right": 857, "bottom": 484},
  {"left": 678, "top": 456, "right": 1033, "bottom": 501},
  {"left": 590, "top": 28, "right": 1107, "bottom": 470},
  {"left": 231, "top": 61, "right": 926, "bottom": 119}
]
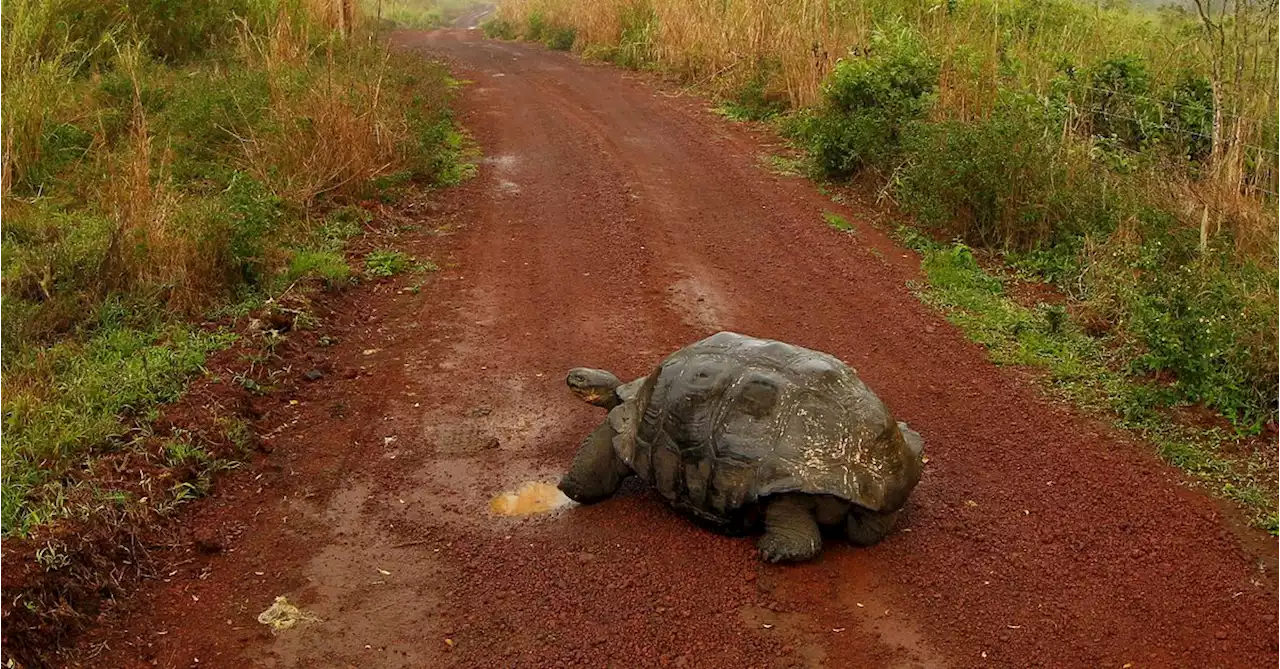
[{"left": 608, "top": 332, "right": 923, "bottom": 527}]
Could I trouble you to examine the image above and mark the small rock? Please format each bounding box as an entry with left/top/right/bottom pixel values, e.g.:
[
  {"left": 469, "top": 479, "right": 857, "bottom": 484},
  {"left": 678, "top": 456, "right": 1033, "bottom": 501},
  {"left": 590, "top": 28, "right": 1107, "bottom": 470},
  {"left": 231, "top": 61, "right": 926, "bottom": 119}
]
[
  {"left": 1215, "top": 630, "right": 1228, "bottom": 640},
  {"left": 482, "top": 437, "right": 500, "bottom": 450},
  {"left": 303, "top": 369, "right": 325, "bottom": 382},
  {"left": 193, "top": 531, "right": 224, "bottom": 555}
]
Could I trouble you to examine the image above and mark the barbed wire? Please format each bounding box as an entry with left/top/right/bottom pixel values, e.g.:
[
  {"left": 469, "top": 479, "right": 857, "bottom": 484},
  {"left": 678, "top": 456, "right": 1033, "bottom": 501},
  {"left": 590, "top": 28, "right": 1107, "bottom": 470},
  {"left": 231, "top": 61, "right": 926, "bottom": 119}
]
[
  {"left": 1069, "top": 84, "right": 1270, "bottom": 125},
  {"left": 1066, "top": 105, "right": 1280, "bottom": 159}
]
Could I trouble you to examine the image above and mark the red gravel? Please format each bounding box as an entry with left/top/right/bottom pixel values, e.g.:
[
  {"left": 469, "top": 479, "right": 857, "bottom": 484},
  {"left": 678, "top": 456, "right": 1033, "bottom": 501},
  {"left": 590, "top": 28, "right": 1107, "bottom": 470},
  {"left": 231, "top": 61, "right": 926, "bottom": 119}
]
[{"left": 71, "top": 30, "right": 1276, "bottom": 668}]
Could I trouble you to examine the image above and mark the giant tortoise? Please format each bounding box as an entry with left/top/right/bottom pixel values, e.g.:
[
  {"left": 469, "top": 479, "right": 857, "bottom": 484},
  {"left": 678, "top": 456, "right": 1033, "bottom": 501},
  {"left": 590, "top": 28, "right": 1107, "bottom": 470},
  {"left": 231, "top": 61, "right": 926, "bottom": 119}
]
[{"left": 558, "top": 331, "right": 924, "bottom": 563}]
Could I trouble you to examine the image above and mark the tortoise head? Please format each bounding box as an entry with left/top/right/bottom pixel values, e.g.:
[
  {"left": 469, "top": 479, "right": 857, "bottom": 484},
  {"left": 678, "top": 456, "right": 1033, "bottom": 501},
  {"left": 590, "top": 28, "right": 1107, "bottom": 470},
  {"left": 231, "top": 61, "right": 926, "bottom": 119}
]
[{"left": 566, "top": 368, "right": 621, "bottom": 408}]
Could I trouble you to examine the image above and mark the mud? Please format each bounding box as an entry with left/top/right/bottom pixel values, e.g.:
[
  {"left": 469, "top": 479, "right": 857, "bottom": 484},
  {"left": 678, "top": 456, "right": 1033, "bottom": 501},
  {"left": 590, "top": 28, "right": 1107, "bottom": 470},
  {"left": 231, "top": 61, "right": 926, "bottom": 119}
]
[{"left": 71, "top": 30, "right": 1277, "bottom": 669}]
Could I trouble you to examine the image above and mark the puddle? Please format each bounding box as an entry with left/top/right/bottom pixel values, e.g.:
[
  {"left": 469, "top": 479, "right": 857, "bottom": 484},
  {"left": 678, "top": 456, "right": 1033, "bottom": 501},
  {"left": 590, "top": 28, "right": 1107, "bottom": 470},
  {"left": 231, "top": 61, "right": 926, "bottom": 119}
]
[{"left": 489, "top": 481, "right": 575, "bottom": 516}]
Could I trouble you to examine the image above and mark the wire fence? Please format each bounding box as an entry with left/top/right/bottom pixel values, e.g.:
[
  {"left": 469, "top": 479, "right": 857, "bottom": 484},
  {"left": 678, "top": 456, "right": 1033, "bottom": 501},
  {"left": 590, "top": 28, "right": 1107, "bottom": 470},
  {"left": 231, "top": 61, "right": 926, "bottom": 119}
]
[{"left": 1059, "top": 86, "right": 1280, "bottom": 197}]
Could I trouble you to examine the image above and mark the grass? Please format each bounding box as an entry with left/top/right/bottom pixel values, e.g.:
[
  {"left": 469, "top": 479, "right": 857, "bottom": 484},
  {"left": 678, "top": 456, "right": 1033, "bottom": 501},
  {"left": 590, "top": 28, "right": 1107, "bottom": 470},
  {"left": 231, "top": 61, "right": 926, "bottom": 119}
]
[
  {"left": 823, "top": 211, "right": 855, "bottom": 233},
  {"left": 364, "top": 0, "right": 492, "bottom": 30},
  {"left": 364, "top": 249, "right": 415, "bottom": 276},
  {"left": 1, "top": 0, "right": 470, "bottom": 539},
  {"left": 900, "top": 233, "right": 1277, "bottom": 532},
  {"left": 2, "top": 318, "right": 237, "bottom": 536}
]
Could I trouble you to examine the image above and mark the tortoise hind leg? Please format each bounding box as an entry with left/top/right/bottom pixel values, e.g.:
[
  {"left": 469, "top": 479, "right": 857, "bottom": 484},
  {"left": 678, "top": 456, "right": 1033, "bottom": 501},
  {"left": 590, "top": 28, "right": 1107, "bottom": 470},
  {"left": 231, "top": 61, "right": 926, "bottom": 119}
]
[
  {"left": 558, "top": 421, "right": 631, "bottom": 504},
  {"left": 846, "top": 507, "right": 901, "bottom": 547},
  {"left": 757, "top": 495, "right": 822, "bottom": 563}
]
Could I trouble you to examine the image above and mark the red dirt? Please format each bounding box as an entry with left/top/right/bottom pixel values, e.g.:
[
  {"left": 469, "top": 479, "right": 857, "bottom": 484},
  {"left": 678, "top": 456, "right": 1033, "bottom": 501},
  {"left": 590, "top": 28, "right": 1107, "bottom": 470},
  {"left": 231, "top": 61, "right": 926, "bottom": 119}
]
[{"left": 65, "top": 30, "right": 1276, "bottom": 668}]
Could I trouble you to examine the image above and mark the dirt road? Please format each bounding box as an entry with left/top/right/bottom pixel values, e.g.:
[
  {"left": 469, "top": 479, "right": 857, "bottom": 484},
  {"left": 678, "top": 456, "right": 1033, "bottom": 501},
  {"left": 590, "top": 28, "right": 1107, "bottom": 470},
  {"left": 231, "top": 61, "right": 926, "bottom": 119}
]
[{"left": 79, "top": 30, "right": 1276, "bottom": 668}]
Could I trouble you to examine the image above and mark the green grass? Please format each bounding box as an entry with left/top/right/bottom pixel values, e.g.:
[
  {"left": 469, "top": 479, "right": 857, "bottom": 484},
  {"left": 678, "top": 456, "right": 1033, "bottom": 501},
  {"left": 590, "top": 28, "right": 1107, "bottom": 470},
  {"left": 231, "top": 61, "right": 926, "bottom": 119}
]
[
  {"left": 2, "top": 318, "right": 236, "bottom": 536},
  {"left": 901, "top": 233, "right": 1277, "bottom": 532},
  {"left": 366, "top": 0, "right": 444, "bottom": 29},
  {"left": 823, "top": 211, "right": 855, "bottom": 233},
  {"left": 1, "top": 1, "right": 470, "bottom": 539},
  {"left": 287, "top": 250, "right": 353, "bottom": 286},
  {"left": 364, "top": 249, "right": 415, "bottom": 277}
]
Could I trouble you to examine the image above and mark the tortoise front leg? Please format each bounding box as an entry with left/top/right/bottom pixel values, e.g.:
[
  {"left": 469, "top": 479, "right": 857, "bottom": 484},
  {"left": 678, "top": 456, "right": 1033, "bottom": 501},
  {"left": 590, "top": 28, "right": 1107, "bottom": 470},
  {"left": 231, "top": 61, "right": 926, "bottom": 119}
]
[
  {"left": 757, "top": 494, "right": 822, "bottom": 563},
  {"left": 845, "top": 507, "right": 900, "bottom": 546},
  {"left": 558, "top": 421, "right": 631, "bottom": 504}
]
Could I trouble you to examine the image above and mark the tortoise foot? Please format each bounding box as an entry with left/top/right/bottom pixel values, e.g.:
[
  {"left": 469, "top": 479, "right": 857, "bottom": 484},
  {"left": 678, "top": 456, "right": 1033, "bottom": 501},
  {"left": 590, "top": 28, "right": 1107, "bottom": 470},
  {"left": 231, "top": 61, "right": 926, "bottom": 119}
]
[
  {"left": 757, "top": 495, "right": 822, "bottom": 563},
  {"left": 846, "top": 508, "right": 900, "bottom": 547}
]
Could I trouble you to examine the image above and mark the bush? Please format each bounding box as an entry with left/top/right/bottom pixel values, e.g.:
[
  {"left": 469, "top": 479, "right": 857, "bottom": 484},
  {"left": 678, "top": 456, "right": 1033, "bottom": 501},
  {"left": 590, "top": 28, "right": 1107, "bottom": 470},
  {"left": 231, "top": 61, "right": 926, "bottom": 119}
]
[
  {"left": 797, "top": 23, "right": 938, "bottom": 177},
  {"left": 481, "top": 17, "right": 518, "bottom": 39},
  {"left": 1163, "top": 72, "right": 1214, "bottom": 163},
  {"left": 895, "top": 91, "right": 1114, "bottom": 250},
  {"left": 526, "top": 10, "right": 548, "bottom": 41},
  {"left": 1086, "top": 221, "right": 1278, "bottom": 428},
  {"left": 124, "top": 0, "right": 253, "bottom": 62},
  {"left": 719, "top": 59, "right": 788, "bottom": 121},
  {"left": 0, "top": 1, "right": 468, "bottom": 536},
  {"left": 544, "top": 25, "right": 576, "bottom": 51}
]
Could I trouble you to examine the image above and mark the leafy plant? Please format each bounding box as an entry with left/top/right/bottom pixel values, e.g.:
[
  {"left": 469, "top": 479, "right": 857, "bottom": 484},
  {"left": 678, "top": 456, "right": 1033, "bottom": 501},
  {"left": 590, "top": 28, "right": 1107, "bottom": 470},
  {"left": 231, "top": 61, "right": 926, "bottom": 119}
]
[
  {"left": 364, "top": 249, "right": 414, "bottom": 277},
  {"left": 481, "top": 17, "right": 518, "bottom": 39},
  {"left": 823, "top": 211, "right": 855, "bottom": 232},
  {"left": 796, "top": 23, "right": 938, "bottom": 177},
  {"left": 544, "top": 25, "right": 576, "bottom": 51}
]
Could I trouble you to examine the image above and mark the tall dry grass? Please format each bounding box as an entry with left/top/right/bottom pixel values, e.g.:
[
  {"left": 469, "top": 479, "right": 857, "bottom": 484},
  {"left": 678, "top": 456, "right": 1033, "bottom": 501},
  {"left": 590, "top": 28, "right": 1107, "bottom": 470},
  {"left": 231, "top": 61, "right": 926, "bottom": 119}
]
[
  {"left": 0, "top": 0, "right": 462, "bottom": 330},
  {"left": 501, "top": 0, "right": 1207, "bottom": 104},
  {"left": 497, "top": 0, "right": 1277, "bottom": 257}
]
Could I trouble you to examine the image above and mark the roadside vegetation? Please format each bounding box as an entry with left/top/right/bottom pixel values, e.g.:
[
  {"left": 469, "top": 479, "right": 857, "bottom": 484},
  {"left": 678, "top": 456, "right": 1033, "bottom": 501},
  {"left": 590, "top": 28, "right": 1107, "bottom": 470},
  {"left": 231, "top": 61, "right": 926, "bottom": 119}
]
[
  {"left": 1, "top": 0, "right": 469, "bottom": 542},
  {"left": 487, "top": 0, "right": 1278, "bottom": 527},
  {"left": 365, "top": 0, "right": 488, "bottom": 29}
]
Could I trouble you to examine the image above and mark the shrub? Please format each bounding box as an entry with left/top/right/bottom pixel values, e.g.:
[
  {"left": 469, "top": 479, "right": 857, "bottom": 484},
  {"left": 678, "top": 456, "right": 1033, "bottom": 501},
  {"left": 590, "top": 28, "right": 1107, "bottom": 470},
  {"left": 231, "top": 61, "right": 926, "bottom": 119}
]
[
  {"left": 526, "top": 10, "right": 548, "bottom": 41},
  {"left": 797, "top": 23, "right": 938, "bottom": 177},
  {"left": 481, "top": 17, "right": 518, "bottom": 40},
  {"left": 1163, "top": 72, "right": 1214, "bottom": 164},
  {"left": 1084, "top": 221, "right": 1278, "bottom": 428},
  {"left": 719, "top": 59, "right": 788, "bottom": 121},
  {"left": 544, "top": 25, "right": 576, "bottom": 51},
  {"left": 896, "top": 91, "right": 1113, "bottom": 250}
]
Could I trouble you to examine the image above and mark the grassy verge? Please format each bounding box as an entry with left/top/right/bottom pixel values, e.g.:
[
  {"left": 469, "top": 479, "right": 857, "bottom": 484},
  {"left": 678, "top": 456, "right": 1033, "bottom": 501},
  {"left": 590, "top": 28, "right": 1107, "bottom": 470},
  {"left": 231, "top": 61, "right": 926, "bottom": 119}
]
[
  {"left": 899, "top": 233, "right": 1276, "bottom": 531},
  {"left": 486, "top": 0, "right": 1278, "bottom": 529},
  {"left": 1, "top": 1, "right": 470, "bottom": 539}
]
